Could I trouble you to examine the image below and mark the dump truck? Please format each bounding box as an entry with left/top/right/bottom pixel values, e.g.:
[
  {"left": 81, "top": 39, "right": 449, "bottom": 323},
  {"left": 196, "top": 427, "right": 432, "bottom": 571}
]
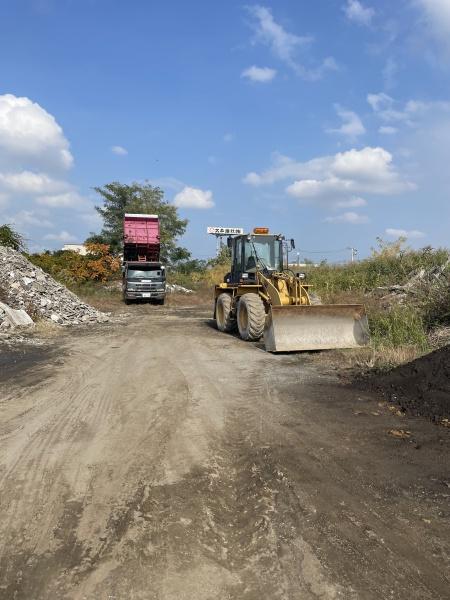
[
  {"left": 122, "top": 260, "right": 166, "bottom": 304},
  {"left": 122, "top": 213, "right": 166, "bottom": 304},
  {"left": 214, "top": 228, "right": 369, "bottom": 352}
]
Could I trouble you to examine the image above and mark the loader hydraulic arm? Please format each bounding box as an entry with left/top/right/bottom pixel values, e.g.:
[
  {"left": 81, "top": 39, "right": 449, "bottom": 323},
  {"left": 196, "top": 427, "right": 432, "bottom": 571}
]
[
  {"left": 257, "top": 270, "right": 311, "bottom": 307},
  {"left": 257, "top": 271, "right": 284, "bottom": 306}
]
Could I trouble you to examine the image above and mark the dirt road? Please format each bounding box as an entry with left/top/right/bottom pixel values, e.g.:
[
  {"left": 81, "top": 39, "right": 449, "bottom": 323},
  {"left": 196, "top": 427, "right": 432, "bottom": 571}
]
[{"left": 0, "top": 305, "right": 448, "bottom": 599}]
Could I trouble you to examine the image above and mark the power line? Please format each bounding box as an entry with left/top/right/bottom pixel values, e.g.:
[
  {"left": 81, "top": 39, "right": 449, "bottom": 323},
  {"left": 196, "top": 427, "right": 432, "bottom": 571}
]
[{"left": 297, "top": 248, "right": 349, "bottom": 254}]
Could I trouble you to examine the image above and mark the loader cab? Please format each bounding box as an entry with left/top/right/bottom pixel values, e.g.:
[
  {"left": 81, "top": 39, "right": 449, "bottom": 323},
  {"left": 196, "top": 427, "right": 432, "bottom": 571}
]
[{"left": 228, "top": 230, "right": 284, "bottom": 284}]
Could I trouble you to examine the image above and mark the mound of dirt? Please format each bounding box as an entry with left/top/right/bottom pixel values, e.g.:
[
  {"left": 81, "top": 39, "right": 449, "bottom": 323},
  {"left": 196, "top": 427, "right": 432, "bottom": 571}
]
[
  {"left": 0, "top": 246, "right": 108, "bottom": 326},
  {"left": 373, "top": 346, "right": 450, "bottom": 422}
]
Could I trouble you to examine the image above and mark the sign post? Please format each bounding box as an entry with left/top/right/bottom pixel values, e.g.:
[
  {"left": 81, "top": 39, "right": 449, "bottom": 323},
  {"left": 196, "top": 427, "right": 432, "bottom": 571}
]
[{"left": 207, "top": 226, "right": 244, "bottom": 256}]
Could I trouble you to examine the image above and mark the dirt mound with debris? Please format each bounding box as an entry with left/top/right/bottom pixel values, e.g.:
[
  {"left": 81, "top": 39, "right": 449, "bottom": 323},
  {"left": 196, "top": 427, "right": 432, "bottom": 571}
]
[
  {"left": 0, "top": 246, "right": 108, "bottom": 326},
  {"left": 373, "top": 346, "right": 450, "bottom": 422},
  {"left": 370, "top": 260, "right": 449, "bottom": 307}
]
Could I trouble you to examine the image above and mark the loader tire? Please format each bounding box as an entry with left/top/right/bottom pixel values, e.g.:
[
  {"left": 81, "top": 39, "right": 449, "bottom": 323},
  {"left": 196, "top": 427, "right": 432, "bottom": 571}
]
[
  {"left": 237, "top": 294, "right": 266, "bottom": 341},
  {"left": 216, "top": 293, "right": 236, "bottom": 332}
]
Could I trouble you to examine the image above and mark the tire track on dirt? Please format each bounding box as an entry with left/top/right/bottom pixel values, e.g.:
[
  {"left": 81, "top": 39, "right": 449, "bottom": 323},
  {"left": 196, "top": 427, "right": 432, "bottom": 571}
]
[{"left": 1, "top": 310, "right": 448, "bottom": 599}]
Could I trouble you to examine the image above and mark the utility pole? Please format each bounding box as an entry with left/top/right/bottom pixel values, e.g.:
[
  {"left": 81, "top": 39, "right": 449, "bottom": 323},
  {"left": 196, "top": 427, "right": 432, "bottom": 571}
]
[{"left": 347, "top": 246, "right": 358, "bottom": 263}]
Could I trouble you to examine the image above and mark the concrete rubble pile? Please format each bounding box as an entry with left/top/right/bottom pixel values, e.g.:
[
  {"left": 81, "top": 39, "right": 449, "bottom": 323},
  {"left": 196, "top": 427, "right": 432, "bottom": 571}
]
[
  {"left": 0, "top": 246, "right": 109, "bottom": 326},
  {"left": 166, "top": 283, "right": 193, "bottom": 294},
  {"left": 0, "top": 301, "right": 34, "bottom": 332}
]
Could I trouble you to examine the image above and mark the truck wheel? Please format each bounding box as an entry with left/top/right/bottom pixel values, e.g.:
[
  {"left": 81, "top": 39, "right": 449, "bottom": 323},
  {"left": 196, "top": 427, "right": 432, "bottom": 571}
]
[
  {"left": 215, "top": 293, "right": 236, "bottom": 332},
  {"left": 155, "top": 298, "right": 165, "bottom": 305},
  {"left": 237, "top": 294, "right": 266, "bottom": 341}
]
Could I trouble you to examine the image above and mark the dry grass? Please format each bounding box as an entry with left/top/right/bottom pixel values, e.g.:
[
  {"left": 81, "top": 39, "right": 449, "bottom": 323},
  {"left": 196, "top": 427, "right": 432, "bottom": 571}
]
[
  {"left": 318, "top": 344, "right": 425, "bottom": 376},
  {"left": 166, "top": 288, "right": 213, "bottom": 307},
  {"left": 73, "top": 281, "right": 212, "bottom": 312},
  {"left": 32, "top": 319, "right": 62, "bottom": 336}
]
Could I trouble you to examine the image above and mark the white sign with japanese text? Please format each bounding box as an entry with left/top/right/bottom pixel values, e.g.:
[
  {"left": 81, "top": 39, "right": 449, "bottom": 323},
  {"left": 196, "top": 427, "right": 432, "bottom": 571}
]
[{"left": 207, "top": 226, "right": 243, "bottom": 235}]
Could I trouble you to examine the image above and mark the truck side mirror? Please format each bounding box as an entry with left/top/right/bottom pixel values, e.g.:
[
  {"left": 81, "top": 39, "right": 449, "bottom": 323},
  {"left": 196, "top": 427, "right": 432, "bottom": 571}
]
[
  {"left": 290, "top": 238, "right": 295, "bottom": 250},
  {"left": 227, "top": 236, "right": 232, "bottom": 248}
]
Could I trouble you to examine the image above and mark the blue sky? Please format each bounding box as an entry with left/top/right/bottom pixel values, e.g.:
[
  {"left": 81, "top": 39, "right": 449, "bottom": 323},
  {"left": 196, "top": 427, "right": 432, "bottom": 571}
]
[{"left": 0, "top": 0, "right": 449, "bottom": 262}]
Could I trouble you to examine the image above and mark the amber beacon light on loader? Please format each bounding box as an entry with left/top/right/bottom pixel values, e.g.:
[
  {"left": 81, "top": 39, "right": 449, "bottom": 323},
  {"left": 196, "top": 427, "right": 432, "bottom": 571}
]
[{"left": 213, "top": 228, "right": 370, "bottom": 352}]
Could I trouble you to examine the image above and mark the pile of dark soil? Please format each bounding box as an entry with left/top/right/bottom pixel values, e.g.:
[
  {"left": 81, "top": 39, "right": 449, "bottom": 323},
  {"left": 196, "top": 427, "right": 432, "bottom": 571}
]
[{"left": 372, "top": 346, "right": 450, "bottom": 422}]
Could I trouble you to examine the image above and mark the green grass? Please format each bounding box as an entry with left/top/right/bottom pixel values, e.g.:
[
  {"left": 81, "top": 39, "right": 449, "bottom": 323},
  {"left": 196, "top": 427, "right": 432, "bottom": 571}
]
[
  {"left": 369, "top": 305, "right": 429, "bottom": 352},
  {"left": 304, "top": 248, "right": 449, "bottom": 300}
]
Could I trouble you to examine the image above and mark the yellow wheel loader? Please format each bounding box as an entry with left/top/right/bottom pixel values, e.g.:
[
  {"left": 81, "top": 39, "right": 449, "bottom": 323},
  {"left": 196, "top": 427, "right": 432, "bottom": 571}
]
[{"left": 214, "top": 228, "right": 370, "bottom": 352}]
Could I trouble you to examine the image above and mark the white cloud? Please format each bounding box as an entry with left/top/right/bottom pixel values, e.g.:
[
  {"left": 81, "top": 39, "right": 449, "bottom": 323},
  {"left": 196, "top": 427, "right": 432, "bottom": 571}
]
[
  {"left": 223, "top": 132, "right": 234, "bottom": 143},
  {"left": 367, "top": 93, "right": 410, "bottom": 123},
  {"left": 0, "top": 192, "right": 10, "bottom": 209},
  {"left": 327, "top": 105, "right": 366, "bottom": 140},
  {"left": 36, "top": 191, "right": 88, "bottom": 208},
  {"left": 8, "top": 210, "right": 53, "bottom": 228},
  {"left": 241, "top": 65, "right": 277, "bottom": 83},
  {"left": 245, "top": 147, "right": 414, "bottom": 205},
  {"left": 379, "top": 126, "right": 398, "bottom": 134},
  {"left": 0, "top": 94, "right": 73, "bottom": 171},
  {"left": 243, "top": 152, "right": 331, "bottom": 186},
  {"left": 148, "top": 177, "right": 185, "bottom": 192},
  {"left": 325, "top": 211, "right": 369, "bottom": 224},
  {"left": 111, "top": 145, "right": 128, "bottom": 156},
  {"left": 44, "top": 230, "right": 77, "bottom": 242},
  {"left": 248, "top": 5, "right": 311, "bottom": 65},
  {"left": 368, "top": 92, "right": 450, "bottom": 125},
  {"left": 247, "top": 5, "right": 337, "bottom": 80},
  {"left": 367, "top": 92, "right": 393, "bottom": 113},
  {"left": 0, "top": 94, "right": 95, "bottom": 248},
  {"left": 332, "top": 147, "right": 393, "bottom": 181},
  {"left": 0, "top": 171, "right": 70, "bottom": 195},
  {"left": 343, "top": 0, "right": 375, "bottom": 26},
  {"left": 80, "top": 211, "right": 102, "bottom": 228},
  {"left": 173, "top": 186, "right": 214, "bottom": 209},
  {"left": 416, "top": 0, "right": 450, "bottom": 53},
  {"left": 334, "top": 196, "right": 367, "bottom": 208},
  {"left": 385, "top": 228, "right": 425, "bottom": 239}
]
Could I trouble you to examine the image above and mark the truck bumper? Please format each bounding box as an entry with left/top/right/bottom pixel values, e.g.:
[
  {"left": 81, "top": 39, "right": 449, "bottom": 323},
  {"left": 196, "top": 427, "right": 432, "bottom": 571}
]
[{"left": 124, "top": 291, "right": 166, "bottom": 300}]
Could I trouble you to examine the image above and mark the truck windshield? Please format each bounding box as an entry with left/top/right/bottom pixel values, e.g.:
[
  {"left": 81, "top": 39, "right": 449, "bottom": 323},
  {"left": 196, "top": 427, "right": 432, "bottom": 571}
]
[
  {"left": 244, "top": 237, "right": 282, "bottom": 271},
  {"left": 127, "top": 269, "right": 163, "bottom": 279}
]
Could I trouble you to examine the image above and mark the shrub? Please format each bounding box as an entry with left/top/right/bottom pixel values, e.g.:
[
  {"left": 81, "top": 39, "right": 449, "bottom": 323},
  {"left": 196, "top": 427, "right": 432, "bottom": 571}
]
[
  {"left": 422, "top": 272, "right": 450, "bottom": 327},
  {"left": 369, "top": 305, "right": 429, "bottom": 351},
  {"left": 304, "top": 245, "right": 449, "bottom": 301},
  {"left": 28, "top": 243, "right": 121, "bottom": 285},
  {"left": 0, "top": 224, "right": 27, "bottom": 252}
]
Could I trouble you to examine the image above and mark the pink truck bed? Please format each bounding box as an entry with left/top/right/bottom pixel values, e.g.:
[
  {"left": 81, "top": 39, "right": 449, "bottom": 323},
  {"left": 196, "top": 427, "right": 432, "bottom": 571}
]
[
  {"left": 124, "top": 213, "right": 160, "bottom": 245},
  {"left": 123, "top": 213, "right": 160, "bottom": 262}
]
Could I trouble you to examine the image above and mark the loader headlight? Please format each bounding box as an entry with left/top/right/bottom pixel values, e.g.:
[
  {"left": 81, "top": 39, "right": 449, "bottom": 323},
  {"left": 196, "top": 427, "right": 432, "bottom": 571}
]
[{"left": 297, "top": 272, "right": 306, "bottom": 280}]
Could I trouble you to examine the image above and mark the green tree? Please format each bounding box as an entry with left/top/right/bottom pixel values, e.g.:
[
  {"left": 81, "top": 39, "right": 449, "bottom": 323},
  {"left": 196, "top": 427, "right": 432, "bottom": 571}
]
[
  {"left": 208, "top": 245, "right": 231, "bottom": 267},
  {"left": 0, "top": 224, "right": 27, "bottom": 252},
  {"left": 88, "top": 181, "right": 189, "bottom": 263}
]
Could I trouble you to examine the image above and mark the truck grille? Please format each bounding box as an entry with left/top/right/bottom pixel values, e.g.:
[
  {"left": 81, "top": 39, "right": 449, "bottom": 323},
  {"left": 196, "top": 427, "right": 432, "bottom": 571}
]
[{"left": 133, "top": 283, "right": 163, "bottom": 291}]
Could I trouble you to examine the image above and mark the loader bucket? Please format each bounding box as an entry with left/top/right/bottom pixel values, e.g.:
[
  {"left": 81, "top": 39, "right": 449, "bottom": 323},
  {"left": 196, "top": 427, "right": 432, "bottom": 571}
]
[{"left": 264, "top": 304, "right": 370, "bottom": 353}]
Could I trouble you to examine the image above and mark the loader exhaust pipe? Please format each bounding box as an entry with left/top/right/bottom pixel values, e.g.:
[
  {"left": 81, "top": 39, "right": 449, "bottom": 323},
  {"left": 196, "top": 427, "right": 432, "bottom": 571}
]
[{"left": 264, "top": 304, "right": 370, "bottom": 353}]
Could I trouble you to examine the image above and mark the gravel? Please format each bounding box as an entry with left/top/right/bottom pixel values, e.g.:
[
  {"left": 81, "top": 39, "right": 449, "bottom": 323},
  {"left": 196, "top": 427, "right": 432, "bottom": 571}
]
[{"left": 0, "top": 246, "right": 109, "bottom": 326}]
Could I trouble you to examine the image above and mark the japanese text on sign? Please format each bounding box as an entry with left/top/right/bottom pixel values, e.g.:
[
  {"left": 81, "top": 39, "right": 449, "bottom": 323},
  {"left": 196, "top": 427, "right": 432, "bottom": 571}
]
[{"left": 207, "top": 227, "right": 243, "bottom": 235}]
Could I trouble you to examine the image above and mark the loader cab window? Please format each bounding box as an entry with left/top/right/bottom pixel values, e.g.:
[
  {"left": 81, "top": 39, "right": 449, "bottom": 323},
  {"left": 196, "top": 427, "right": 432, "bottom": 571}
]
[
  {"left": 232, "top": 238, "right": 243, "bottom": 271},
  {"left": 243, "top": 236, "right": 282, "bottom": 271}
]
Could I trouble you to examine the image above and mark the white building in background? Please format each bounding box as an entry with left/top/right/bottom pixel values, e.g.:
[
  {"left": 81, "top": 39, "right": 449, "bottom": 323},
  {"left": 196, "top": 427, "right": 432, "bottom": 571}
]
[{"left": 62, "top": 244, "right": 88, "bottom": 255}]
